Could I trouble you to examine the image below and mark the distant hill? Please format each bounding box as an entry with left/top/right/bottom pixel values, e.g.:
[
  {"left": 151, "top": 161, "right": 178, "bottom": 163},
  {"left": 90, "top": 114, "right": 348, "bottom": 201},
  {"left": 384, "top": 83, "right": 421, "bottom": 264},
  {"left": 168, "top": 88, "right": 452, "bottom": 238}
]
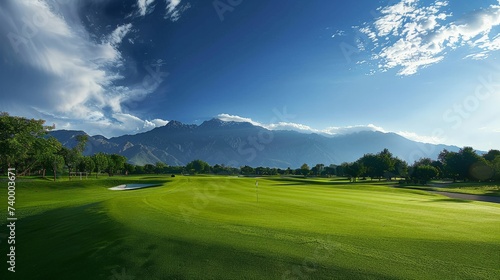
[{"left": 49, "top": 118, "right": 462, "bottom": 168}]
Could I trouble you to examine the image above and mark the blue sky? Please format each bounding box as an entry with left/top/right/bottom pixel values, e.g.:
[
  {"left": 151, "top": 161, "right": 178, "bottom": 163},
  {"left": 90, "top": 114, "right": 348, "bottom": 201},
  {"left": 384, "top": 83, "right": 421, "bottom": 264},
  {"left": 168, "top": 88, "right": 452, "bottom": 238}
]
[{"left": 1, "top": 0, "right": 499, "bottom": 151}]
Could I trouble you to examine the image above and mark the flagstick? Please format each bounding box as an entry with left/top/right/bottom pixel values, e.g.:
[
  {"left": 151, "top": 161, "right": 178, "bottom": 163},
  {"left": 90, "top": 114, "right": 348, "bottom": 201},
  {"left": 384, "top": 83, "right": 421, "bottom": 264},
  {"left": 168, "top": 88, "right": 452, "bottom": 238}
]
[{"left": 255, "top": 180, "right": 259, "bottom": 203}]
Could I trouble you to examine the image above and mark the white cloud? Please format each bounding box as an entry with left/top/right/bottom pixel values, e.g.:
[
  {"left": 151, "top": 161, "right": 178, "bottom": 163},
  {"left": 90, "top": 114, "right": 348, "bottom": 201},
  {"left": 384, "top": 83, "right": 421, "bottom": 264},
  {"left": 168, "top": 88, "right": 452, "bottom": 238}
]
[
  {"left": 136, "top": 0, "right": 189, "bottom": 21},
  {"left": 358, "top": 0, "right": 500, "bottom": 75},
  {"left": 107, "top": 23, "right": 133, "bottom": 46},
  {"left": 111, "top": 113, "right": 168, "bottom": 134},
  {"left": 267, "top": 122, "right": 318, "bottom": 133},
  {"left": 151, "top": 119, "right": 169, "bottom": 126},
  {"left": 165, "top": 0, "right": 189, "bottom": 22},
  {"left": 0, "top": 0, "right": 167, "bottom": 137},
  {"left": 322, "top": 124, "right": 386, "bottom": 135},
  {"left": 137, "top": 0, "right": 156, "bottom": 16},
  {"left": 216, "top": 114, "right": 450, "bottom": 145},
  {"left": 331, "top": 30, "right": 346, "bottom": 38},
  {"left": 396, "top": 131, "right": 445, "bottom": 144},
  {"left": 216, "top": 114, "right": 388, "bottom": 136},
  {"left": 216, "top": 114, "right": 263, "bottom": 127}
]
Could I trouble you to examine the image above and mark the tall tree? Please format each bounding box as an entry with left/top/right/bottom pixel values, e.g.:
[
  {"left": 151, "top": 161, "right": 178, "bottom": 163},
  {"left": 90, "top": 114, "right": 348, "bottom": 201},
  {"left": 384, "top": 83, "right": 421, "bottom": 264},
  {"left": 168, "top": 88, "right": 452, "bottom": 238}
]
[
  {"left": 75, "top": 135, "right": 88, "bottom": 154},
  {"left": 439, "top": 147, "right": 486, "bottom": 181},
  {"left": 483, "top": 150, "right": 500, "bottom": 162},
  {"left": 412, "top": 165, "right": 439, "bottom": 184},
  {"left": 60, "top": 147, "right": 79, "bottom": 180},
  {"left": 61, "top": 134, "right": 88, "bottom": 180},
  {"left": 155, "top": 162, "right": 168, "bottom": 174},
  {"left": 312, "top": 163, "right": 325, "bottom": 176},
  {"left": 0, "top": 112, "right": 53, "bottom": 173},
  {"left": 38, "top": 137, "right": 64, "bottom": 180},
  {"left": 492, "top": 156, "right": 500, "bottom": 181},
  {"left": 108, "top": 154, "right": 127, "bottom": 176},
  {"left": 377, "top": 148, "right": 396, "bottom": 180},
  {"left": 186, "top": 159, "right": 210, "bottom": 174},
  {"left": 324, "top": 164, "right": 337, "bottom": 177},
  {"left": 78, "top": 156, "right": 95, "bottom": 176},
  {"left": 300, "top": 163, "right": 310, "bottom": 176},
  {"left": 124, "top": 163, "right": 135, "bottom": 175},
  {"left": 393, "top": 158, "right": 409, "bottom": 179},
  {"left": 91, "top": 153, "right": 108, "bottom": 178}
]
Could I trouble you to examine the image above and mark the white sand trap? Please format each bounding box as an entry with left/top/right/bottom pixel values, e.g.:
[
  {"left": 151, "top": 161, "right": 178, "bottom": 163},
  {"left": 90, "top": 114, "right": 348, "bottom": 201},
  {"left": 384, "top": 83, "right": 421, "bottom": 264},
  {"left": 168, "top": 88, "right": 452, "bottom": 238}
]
[{"left": 108, "top": 183, "right": 161, "bottom": 191}]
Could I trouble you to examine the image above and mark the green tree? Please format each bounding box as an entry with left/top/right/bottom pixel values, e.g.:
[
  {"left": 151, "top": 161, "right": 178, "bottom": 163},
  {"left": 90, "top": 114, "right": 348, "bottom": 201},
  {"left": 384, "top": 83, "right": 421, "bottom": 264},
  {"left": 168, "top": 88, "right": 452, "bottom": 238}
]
[
  {"left": 413, "top": 157, "right": 433, "bottom": 166},
  {"left": 359, "top": 154, "right": 379, "bottom": 179},
  {"left": 412, "top": 165, "right": 439, "bottom": 184},
  {"left": 38, "top": 137, "right": 64, "bottom": 180},
  {"left": 60, "top": 147, "right": 80, "bottom": 180},
  {"left": 124, "top": 163, "right": 135, "bottom": 175},
  {"left": 460, "top": 147, "right": 484, "bottom": 181},
  {"left": 377, "top": 148, "right": 396, "bottom": 180},
  {"left": 344, "top": 161, "right": 365, "bottom": 182},
  {"left": 324, "top": 164, "right": 337, "bottom": 177},
  {"left": 393, "top": 158, "right": 409, "bottom": 180},
  {"left": 441, "top": 147, "right": 485, "bottom": 181},
  {"left": 78, "top": 156, "right": 95, "bottom": 176},
  {"left": 212, "top": 164, "right": 225, "bottom": 175},
  {"left": 0, "top": 112, "right": 53, "bottom": 173},
  {"left": 336, "top": 164, "right": 346, "bottom": 177},
  {"left": 144, "top": 164, "right": 155, "bottom": 174},
  {"left": 48, "top": 154, "right": 65, "bottom": 181},
  {"left": 312, "top": 164, "right": 325, "bottom": 176},
  {"left": 186, "top": 159, "right": 210, "bottom": 174},
  {"left": 358, "top": 149, "right": 397, "bottom": 180},
  {"left": 468, "top": 157, "right": 494, "bottom": 181},
  {"left": 492, "top": 156, "right": 500, "bottom": 181},
  {"left": 108, "top": 154, "right": 127, "bottom": 176},
  {"left": 155, "top": 162, "right": 168, "bottom": 174},
  {"left": 300, "top": 163, "right": 310, "bottom": 176},
  {"left": 411, "top": 157, "right": 443, "bottom": 180},
  {"left": 439, "top": 149, "right": 459, "bottom": 180},
  {"left": 483, "top": 150, "right": 500, "bottom": 162},
  {"left": 60, "top": 134, "right": 88, "bottom": 180},
  {"left": 134, "top": 164, "right": 145, "bottom": 174},
  {"left": 91, "top": 153, "right": 108, "bottom": 178},
  {"left": 74, "top": 134, "right": 88, "bottom": 153}
]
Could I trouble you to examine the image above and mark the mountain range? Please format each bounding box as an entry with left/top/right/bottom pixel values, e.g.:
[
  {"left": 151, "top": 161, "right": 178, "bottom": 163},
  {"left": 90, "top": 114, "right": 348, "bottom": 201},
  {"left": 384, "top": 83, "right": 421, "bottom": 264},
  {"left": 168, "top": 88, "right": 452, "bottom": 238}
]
[{"left": 49, "top": 118, "right": 462, "bottom": 168}]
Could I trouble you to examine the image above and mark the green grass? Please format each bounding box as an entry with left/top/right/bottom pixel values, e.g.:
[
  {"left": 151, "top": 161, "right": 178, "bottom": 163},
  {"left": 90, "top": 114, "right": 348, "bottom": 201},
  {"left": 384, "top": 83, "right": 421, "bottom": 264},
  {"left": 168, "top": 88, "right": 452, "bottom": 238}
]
[
  {"left": 430, "top": 181, "right": 500, "bottom": 197},
  {"left": 404, "top": 181, "right": 500, "bottom": 197},
  {"left": 1, "top": 175, "right": 499, "bottom": 279}
]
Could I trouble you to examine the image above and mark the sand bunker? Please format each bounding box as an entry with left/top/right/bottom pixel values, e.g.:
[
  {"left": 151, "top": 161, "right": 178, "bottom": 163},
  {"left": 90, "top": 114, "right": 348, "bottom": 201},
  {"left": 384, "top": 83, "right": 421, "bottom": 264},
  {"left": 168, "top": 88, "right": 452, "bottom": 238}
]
[{"left": 108, "top": 183, "right": 161, "bottom": 191}]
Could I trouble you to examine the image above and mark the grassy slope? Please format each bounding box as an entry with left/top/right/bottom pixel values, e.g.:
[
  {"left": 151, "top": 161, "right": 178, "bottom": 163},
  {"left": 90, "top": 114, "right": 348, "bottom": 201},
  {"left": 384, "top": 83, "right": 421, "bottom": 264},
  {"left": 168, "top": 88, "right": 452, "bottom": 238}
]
[
  {"left": 402, "top": 181, "right": 500, "bottom": 197},
  {"left": 1, "top": 176, "right": 499, "bottom": 279},
  {"left": 431, "top": 182, "right": 500, "bottom": 197}
]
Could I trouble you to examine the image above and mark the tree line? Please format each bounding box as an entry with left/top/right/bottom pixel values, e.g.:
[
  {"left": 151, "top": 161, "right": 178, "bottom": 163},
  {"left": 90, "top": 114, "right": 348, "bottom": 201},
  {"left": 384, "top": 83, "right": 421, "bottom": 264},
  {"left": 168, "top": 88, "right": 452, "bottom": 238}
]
[
  {"left": 333, "top": 147, "right": 500, "bottom": 183},
  {"left": 1, "top": 113, "right": 499, "bottom": 183},
  {"left": 0, "top": 113, "right": 128, "bottom": 180}
]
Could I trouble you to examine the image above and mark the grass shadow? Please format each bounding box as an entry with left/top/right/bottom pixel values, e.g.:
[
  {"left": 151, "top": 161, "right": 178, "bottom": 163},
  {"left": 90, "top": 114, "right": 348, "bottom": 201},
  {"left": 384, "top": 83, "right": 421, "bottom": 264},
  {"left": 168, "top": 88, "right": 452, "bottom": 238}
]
[
  {"left": 427, "top": 198, "right": 472, "bottom": 203},
  {"left": 267, "top": 177, "right": 399, "bottom": 188}
]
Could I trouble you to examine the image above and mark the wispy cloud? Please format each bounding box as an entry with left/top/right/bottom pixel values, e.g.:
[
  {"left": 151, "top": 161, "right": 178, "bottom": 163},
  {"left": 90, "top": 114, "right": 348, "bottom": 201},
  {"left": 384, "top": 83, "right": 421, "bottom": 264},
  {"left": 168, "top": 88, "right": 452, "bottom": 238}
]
[
  {"left": 0, "top": 0, "right": 167, "bottom": 137},
  {"left": 331, "top": 30, "right": 346, "bottom": 38},
  {"left": 137, "top": 0, "right": 156, "bottom": 16},
  {"left": 108, "top": 23, "right": 133, "bottom": 46},
  {"left": 358, "top": 0, "right": 500, "bottom": 75},
  {"left": 396, "top": 131, "right": 445, "bottom": 144},
  {"left": 165, "top": 0, "right": 191, "bottom": 21},
  {"left": 217, "top": 114, "right": 450, "bottom": 145},
  {"left": 322, "top": 124, "right": 386, "bottom": 135},
  {"left": 218, "top": 114, "right": 389, "bottom": 136},
  {"left": 217, "top": 114, "right": 263, "bottom": 127}
]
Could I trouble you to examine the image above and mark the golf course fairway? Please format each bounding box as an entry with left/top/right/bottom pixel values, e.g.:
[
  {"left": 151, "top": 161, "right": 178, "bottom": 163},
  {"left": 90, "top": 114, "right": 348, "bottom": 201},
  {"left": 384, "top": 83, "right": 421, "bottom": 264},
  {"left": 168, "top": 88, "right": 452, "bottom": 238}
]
[{"left": 1, "top": 175, "right": 499, "bottom": 279}]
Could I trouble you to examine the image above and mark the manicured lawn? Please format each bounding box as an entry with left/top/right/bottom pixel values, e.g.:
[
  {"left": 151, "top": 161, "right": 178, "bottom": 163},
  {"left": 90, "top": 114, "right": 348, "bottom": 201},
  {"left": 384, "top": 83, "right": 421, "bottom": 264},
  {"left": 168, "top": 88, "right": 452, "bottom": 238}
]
[
  {"left": 1, "top": 176, "right": 499, "bottom": 279},
  {"left": 430, "top": 181, "right": 500, "bottom": 197},
  {"left": 404, "top": 181, "right": 500, "bottom": 197}
]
